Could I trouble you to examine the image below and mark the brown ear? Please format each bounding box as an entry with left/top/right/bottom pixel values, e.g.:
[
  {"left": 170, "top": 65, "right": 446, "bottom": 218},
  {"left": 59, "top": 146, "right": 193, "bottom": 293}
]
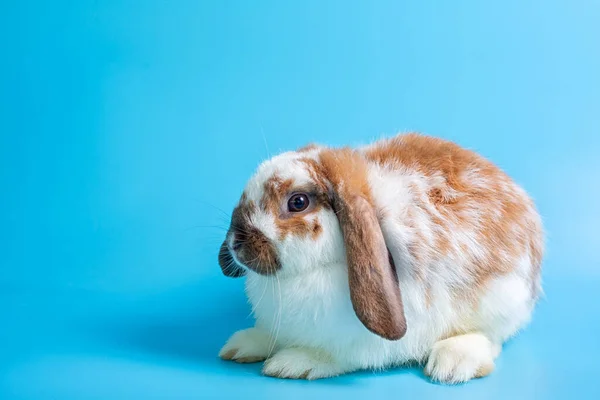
[
  {"left": 218, "top": 240, "right": 246, "bottom": 278},
  {"left": 320, "top": 149, "right": 407, "bottom": 340}
]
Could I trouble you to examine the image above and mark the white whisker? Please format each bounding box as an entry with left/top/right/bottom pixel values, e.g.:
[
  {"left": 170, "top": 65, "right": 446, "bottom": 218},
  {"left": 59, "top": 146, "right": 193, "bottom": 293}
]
[
  {"left": 260, "top": 124, "right": 271, "bottom": 159},
  {"left": 249, "top": 277, "right": 270, "bottom": 317},
  {"left": 267, "top": 272, "right": 282, "bottom": 358}
]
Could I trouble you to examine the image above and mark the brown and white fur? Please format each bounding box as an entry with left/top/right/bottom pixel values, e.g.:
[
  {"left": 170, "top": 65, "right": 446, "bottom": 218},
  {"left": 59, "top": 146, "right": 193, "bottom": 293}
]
[{"left": 217, "top": 133, "right": 544, "bottom": 383}]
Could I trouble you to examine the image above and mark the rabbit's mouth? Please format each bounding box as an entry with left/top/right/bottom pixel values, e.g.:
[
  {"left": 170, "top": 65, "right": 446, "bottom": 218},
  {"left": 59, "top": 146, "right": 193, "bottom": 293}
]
[
  {"left": 218, "top": 201, "right": 282, "bottom": 277},
  {"left": 229, "top": 226, "right": 281, "bottom": 276},
  {"left": 217, "top": 197, "right": 282, "bottom": 277}
]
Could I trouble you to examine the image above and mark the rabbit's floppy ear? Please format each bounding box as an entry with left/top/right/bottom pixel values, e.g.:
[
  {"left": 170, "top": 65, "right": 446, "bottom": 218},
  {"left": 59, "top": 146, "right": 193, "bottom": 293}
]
[{"left": 319, "top": 149, "right": 407, "bottom": 340}]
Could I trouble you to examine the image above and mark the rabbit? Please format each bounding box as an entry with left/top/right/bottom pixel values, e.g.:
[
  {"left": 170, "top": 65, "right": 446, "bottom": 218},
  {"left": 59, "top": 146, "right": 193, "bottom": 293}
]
[{"left": 217, "top": 133, "right": 544, "bottom": 383}]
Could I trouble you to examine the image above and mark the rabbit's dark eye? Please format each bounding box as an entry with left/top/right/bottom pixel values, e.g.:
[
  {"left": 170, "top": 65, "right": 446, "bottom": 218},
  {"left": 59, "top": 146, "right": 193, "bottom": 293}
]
[{"left": 287, "top": 193, "right": 309, "bottom": 212}]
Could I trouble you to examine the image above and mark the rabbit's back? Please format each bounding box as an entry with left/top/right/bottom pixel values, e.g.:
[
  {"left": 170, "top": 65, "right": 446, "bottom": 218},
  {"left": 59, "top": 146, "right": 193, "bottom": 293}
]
[{"left": 362, "top": 133, "right": 544, "bottom": 342}]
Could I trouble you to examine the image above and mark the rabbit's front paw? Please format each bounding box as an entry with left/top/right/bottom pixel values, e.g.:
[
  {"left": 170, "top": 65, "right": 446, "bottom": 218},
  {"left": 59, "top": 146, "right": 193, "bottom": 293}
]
[
  {"left": 263, "top": 348, "right": 343, "bottom": 380},
  {"left": 424, "top": 333, "right": 499, "bottom": 384},
  {"left": 219, "top": 327, "right": 271, "bottom": 363}
]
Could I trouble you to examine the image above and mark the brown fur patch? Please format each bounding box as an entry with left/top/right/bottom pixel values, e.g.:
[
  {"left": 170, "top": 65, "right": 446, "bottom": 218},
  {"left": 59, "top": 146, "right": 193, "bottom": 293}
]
[
  {"left": 230, "top": 200, "right": 256, "bottom": 232},
  {"left": 319, "top": 148, "right": 374, "bottom": 201},
  {"left": 276, "top": 216, "right": 320, "bottom": 240},
  {"left": 365, "top": 133, "right": 543, "bottom": 307},
  {"left": 260, "top": 171, "right": 329, "bottom": 240},
  {"left": 260, "top": 175, "right": 288, "bottom": 212},
  {"left": 299, "top": 157, "right": 330, "bottom": 193},
  {"left": 311, "top": 220, "right": 323, "bottom": 240},
  {"left": 364, "top": 133, "right": 484, "bottom": 193},
  {"left": 428, "top": 188, "right": 444, "bottom": 204},
  {"left": 297, "top": 143, "right": 320, "bottom": 153}
]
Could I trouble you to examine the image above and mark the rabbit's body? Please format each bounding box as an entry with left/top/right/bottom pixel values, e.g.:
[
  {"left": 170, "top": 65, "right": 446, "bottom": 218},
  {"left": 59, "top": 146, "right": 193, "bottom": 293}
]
[{"left": 219, "top": 133, "right": 543, "bottom": 382}]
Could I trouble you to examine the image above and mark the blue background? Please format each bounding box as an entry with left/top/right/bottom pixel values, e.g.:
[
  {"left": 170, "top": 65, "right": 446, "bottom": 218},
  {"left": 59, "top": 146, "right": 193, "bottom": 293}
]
[{"left": 1, "top": 1, "right": 599, "bottom": 399}]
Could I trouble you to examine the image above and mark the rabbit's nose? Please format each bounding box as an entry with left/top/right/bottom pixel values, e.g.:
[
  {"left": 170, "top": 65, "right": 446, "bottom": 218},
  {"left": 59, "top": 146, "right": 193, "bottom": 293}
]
[{"left": 232, "top": 233, "right": 244, "bottom": 251}]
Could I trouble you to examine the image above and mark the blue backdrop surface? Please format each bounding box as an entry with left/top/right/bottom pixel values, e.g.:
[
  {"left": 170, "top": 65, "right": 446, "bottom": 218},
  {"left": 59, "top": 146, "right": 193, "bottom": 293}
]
[{"left": 1, "top": 1, "right": 599, "bottom": 399}]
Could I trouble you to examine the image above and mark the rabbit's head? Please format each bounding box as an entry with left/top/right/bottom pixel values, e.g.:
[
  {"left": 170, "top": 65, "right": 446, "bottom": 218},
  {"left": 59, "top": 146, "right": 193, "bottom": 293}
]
[{"left": 218, "top": 145, "right": 407, "bottom": 340}]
